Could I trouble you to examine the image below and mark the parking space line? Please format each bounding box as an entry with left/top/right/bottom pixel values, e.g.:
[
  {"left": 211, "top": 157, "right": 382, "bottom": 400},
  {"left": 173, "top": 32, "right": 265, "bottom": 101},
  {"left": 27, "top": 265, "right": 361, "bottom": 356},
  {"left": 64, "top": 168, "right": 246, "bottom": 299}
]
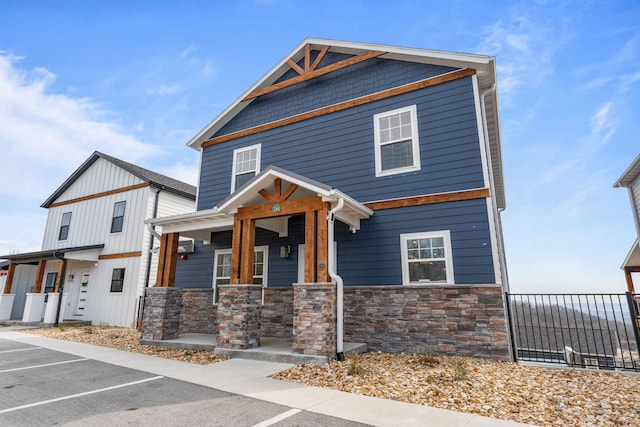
[
  {"left": 252, "top": 408, "right": 302, "bottom": 427},
  {"left": 0, "top": 347, "right": 42, "bottom": 354},
  {"left": 0, "top": 358, "right": 90, "bottom": 373},
  {"left": 0, "top": 375, "right": 164, "bottom": 414}
]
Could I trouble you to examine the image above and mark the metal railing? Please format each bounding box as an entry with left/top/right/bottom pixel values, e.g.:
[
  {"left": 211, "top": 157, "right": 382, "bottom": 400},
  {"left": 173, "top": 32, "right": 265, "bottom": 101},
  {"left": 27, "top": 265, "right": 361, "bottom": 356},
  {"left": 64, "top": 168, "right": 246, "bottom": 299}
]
[{"left": 505, "top": 293, "right": 640, "bottom": 371}]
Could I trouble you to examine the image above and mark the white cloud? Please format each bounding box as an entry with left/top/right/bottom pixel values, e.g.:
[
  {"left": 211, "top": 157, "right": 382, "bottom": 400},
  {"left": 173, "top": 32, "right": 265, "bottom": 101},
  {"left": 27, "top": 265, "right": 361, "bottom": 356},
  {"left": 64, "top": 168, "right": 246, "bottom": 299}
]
[{"left": 0, "top": 53, "right": 157, "bottom": 203}]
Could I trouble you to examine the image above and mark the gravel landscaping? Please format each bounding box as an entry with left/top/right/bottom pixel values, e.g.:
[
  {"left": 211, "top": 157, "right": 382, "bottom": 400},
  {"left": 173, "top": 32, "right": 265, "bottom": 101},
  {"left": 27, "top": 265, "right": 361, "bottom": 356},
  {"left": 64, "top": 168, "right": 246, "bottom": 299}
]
[{"left": 21, "top": 326, "right": 640, "bottom": 426}]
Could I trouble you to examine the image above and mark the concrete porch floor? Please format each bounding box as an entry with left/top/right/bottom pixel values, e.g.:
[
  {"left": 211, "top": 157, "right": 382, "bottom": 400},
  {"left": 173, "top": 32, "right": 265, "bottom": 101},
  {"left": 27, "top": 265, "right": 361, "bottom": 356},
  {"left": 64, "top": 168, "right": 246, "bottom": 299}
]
[{"left": 141, "top": 334, "right": 367, "bottom": 365}]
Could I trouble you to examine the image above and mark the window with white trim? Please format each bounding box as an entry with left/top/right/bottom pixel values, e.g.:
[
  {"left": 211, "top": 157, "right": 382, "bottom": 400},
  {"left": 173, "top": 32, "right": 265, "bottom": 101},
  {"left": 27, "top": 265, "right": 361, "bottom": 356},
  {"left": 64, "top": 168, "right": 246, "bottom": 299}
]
[
  {"left": 231, "top": 144, "right": 261, "bottom": 192},
  {"left": 58, "top": 212, "right": 72, "bottom": 240},
  {"left": 110, "top": 268, "right": 125, "bottom": 293},
  {"left": 400, "top": 231, "right": 453, "bottom": 284},
  {"left": 212, "top": 246, "right": 268, "bottom": 302},
  {"left": 374, "top": 105, "right": 421, "bottom": 177},
  {"left": 110, "top": 201, "right": 126, "bottom": 233}
]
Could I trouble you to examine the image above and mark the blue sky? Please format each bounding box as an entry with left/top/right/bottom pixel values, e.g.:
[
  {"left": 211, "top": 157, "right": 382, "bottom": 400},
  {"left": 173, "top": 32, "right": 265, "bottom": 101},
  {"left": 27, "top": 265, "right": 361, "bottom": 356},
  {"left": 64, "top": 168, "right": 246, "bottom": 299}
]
[{"left": 0, "top": 0, "right": 638, "bottom": 293}]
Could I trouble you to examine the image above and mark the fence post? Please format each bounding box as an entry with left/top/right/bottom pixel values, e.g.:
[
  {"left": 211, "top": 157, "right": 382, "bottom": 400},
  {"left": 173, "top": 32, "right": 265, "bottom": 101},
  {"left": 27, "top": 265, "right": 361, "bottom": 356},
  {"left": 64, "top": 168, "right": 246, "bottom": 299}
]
[
  {"left": 625, "top": 292, "right": 640, "bottom": 358},
  {"left": 504, "top": 292, "right": 518, "bottom": 363}
]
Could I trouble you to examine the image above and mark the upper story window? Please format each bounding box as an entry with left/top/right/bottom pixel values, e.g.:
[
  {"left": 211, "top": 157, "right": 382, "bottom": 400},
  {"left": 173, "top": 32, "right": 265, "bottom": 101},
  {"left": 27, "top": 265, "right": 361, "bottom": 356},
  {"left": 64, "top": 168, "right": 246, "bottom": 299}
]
[
  {"left": 374, "top": 105, "right": 421, "bottom": 177},
  {"left": 110, "top": 201, "right": 126, "bottom": 233},
  {"left": 58, "top": 212, "right": 72, "bottom": 240},
  {"left": 231, "top": 144, "right": 261, "bottom": 192},
  {"left": 400, "top": 231, "right": 454, "bottom": 285},
  {"left": 110, "top": 268, "right": 125, "bottom": 293}
]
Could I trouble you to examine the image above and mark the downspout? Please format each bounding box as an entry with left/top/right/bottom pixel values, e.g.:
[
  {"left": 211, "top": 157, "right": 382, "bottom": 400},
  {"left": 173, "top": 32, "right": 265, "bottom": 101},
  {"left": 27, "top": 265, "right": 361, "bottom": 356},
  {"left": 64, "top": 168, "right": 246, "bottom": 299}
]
[
  {"left": 327, "top": 197, "right": 345, "bottom": 361},
  {"left": 144, "top": 188, "right": 162, "bottom": 288},
  {"left": 53, "top": 251, "right": 67, "bottom": 327}
]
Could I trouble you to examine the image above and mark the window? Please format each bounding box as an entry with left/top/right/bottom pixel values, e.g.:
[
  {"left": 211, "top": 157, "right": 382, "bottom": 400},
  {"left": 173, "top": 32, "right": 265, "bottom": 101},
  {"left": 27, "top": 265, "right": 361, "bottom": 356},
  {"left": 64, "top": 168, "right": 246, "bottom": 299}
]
[
  {"left": 231, "top": 144, "right": 261, "bottom": 192},
  {"left": 44, "top": 272, "right": 58, "bottom": 293},
  {"left": 400, "top": 231, "right": 454, "bottom": 285},
  {"left": 58, "top": 212, "right": 72, "bottom": 240},
  {"left": 110, "top": 201, "right": 126, "bottom": 233},
  {"left": 213, "top": 246, "right": 268, "bottom": 301},
  {"left": 110, "top": 268, "right": 125, "bottom": 293},
  {"left": 374, "top": 105, "right": 421, "bottom": 177}
]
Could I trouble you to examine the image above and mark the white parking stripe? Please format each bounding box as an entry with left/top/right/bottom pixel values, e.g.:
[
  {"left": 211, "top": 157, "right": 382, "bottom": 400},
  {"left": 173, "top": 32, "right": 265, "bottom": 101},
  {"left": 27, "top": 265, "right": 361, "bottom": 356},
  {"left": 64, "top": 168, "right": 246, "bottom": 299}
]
[
  {"left": 252, "top": 408, "right": 302, "bottom": 427},
  {"left": 0, "top": 347, "right": 42, "bottom": 353},
  {"left": 0, "top": 376, "right": 164, "bottom": 414},
  {"left": 0, "top": 358, "right": 90, "bottom": 373}
]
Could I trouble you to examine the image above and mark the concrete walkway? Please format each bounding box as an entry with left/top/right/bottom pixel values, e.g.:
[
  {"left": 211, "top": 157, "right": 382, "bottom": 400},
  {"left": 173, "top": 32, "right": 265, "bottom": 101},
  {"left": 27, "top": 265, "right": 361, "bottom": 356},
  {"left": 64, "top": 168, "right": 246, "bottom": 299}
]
[{"left": 0, "top": 329, "right": 531, "bottom": 427}]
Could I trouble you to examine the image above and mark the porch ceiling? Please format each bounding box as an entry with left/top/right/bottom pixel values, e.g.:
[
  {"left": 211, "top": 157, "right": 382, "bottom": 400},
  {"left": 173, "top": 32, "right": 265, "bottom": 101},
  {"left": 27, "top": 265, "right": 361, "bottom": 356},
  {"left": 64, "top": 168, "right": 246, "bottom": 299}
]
[{"left": 622, "top": 240, "right": 640, "bottom": 269}]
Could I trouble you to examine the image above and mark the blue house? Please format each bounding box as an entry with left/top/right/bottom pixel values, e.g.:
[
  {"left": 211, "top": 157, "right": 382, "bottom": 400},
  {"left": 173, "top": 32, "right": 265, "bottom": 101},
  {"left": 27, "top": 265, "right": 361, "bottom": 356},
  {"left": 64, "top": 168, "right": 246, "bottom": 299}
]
[{"left": 142, "top": 38, "right": 511, "bottom": 361}]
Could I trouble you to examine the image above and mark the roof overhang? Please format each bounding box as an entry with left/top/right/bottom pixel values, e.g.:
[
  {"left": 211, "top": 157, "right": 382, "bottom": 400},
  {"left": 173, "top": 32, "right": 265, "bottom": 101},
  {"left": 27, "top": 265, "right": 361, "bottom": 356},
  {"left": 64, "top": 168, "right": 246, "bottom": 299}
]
[
  {"left": 0, "top": 244, "right": 105, "bottom": 264},
  {"left": 185, "top": 38, "right": 505, "bottom": 210},
  {"left": 147, "top": 166, "right": 373, "bottom": 237},
  {"left": 622, "top": 240, "right": 640, "bottom": 269},
  {"left": 614, "top": 153, "right": 640, "bottom": 188}
]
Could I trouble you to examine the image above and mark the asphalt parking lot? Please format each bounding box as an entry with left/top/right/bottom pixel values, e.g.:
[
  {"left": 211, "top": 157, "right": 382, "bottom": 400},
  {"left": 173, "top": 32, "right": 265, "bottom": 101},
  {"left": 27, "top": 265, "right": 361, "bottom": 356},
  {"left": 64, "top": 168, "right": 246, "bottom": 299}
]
[{"left": 0, "top": 337, "right": 367, "bottom": 426}]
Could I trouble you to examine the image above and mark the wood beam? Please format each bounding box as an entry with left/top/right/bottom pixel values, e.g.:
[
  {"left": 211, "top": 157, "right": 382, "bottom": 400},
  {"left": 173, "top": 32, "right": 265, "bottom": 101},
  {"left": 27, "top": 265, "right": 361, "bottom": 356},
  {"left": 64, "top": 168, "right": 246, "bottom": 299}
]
[
  {"left": 304, "top": 43, "right": 311, "bottom": 73},
  {"left": 274, "top": 178, "right": 282, "bottom": 199},
  {"left": 243, "top": 50, "right": 386, "bottom": 101},
  {"left": 156, "top": 233, "right": 169, "bottom": 287},
  {"left": 98, "top": 251, "right": 142, "bottom": 260},
  {"left": 280, "top": 183, "right": 299, "bottom": 201},
  {"left": 237, "top": 196, "right": 325, "bottom": 220},
  {"left": 3, "top": 263, "right": 15, "bottom": 294},
  {"left": 310, "top": 45, "right": 330, "bottom": 71},
  {"left": 206, "top": 68, "right": 475, "bottom": 147},
  {"left": 33, "top": 260, "right": 46, "bottom": 294},
  {"left": 54, "top": 262, "right": 64, "bottom": 293},
  {"left": 305, "top": 210, "right": 317, "bottom": 282},
  {"left": 258, "top": 188, "right": 275, "bottom": 203},
  {"left": 48, "top": 183, "right": 149, "bottom": 208},
  {"left": 286, "top": 59, "right": 305, "bottom": 76},
  {"left": 239, "top": 219, "right": 256, "bottom": 284},
  {"left": 316, "top": 203, "right": 330, "bottom": 282},
  {"left": 365, "top": 188, "right": 490, "bottom": 211},
  {"left": 624, "top": 267, "right": 639, "bottom": 293},
  {"left": 161, "top": 232, "right": 180, "bottom": 288},
  {"left": 230, "top": 215, "right": 242, "bottom": 284}
]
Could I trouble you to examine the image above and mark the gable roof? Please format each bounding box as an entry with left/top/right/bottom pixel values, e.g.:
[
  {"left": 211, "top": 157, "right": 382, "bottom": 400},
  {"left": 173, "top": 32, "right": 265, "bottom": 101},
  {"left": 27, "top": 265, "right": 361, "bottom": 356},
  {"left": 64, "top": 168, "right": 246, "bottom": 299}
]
[
  {"left": 614, "top": 153, "right": 640, "bottom": 188},
  {"left": 41, "top": 151, "right": 197, "bottom": 208},
  {"left": 186, "top": 38, "right": 505, "bottom": 209}
]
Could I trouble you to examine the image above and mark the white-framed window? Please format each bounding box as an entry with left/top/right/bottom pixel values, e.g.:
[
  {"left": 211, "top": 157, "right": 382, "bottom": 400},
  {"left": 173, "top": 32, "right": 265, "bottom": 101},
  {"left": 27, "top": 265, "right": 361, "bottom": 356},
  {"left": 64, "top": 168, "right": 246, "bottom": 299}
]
[
  {"left": 58, "top": 212, "right": 72, "bottom": 240},
  {"left": 400, "top": 231, "right": 454, "bottom": 285},
  {"left": 231, "top": 144, "right": 261, "bottom": 192},
  {"left": 110, "top": 201, "right": 126, "bottom": 233},
  {"left": 373, "top": 105, "right": 421, "bottom": 177},
  {"left": 212, "top": 246, "right": 268, "bottom": 302},
  {"left": 110, "top": 268, "right": 125, "bottom": 293}
]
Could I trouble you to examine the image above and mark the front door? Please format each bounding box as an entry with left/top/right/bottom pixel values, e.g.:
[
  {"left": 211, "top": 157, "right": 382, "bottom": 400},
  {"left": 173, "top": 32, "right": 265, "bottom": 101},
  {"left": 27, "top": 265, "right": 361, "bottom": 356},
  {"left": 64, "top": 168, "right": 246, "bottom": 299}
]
[{"left": 75, "top": 272, "right": 89, "bottom": 316}]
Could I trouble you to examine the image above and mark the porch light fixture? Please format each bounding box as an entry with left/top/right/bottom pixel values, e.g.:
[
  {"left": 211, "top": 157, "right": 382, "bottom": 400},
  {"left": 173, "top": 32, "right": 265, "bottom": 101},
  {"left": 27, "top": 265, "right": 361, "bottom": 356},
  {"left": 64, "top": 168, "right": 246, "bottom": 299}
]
[{"left": 279, "top": 245, "right": 291, "bottom": 259}]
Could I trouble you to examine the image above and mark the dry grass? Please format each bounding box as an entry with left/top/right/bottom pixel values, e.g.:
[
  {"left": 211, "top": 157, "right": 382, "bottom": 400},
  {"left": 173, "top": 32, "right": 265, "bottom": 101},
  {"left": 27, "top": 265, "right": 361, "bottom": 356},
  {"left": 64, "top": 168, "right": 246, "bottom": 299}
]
[
  {"left": 272, "top": 351, "right": 640, "bottom": 426},
  {"left": 24, "top": 325, "right": 226, "bottom": 365}
]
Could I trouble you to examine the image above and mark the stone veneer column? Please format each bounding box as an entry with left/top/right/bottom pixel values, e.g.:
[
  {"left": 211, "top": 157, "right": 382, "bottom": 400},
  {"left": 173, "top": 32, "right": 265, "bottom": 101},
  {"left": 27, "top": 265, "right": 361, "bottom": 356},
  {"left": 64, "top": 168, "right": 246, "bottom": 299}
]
[
  {"left": 292, "top": 282, "right": 336, "bottom": 356},
  {"left": 216, "top": 284, "right": 262, "bottom": 349},
  {"left": 141, "top": 287, "right": 182, "bottom": 341}
]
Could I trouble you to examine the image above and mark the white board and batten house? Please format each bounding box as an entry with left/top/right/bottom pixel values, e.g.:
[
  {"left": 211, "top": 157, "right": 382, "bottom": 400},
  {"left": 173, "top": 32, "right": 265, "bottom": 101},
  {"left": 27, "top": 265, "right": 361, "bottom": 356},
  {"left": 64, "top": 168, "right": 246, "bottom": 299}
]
[{"left": 0, "top": 152, "right": 196, "bottom": 327}]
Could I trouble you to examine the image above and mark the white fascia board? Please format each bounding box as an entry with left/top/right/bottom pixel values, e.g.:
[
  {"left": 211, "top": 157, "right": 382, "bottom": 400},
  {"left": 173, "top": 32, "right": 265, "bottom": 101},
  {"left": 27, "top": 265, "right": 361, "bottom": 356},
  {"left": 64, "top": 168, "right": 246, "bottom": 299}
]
[
  {"left": 614, "top": 153, "right": 640, "bottom": 188},
  {"left": 622, "top": 240, "right": 640, "bottom": 269},
  {"left": 160, "top": 217, "right": 234, "bottom": 235}
]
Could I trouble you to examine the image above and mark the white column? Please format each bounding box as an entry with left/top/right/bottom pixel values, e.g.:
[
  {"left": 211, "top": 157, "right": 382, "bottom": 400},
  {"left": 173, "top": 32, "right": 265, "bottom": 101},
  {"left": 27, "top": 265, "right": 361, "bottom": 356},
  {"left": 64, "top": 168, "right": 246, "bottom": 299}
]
[
  {"left": 0, "top": 294, "right": 15, "bottom": 321},
  {"left": 22, "top": 293, "right": 46, "bottom": 322},
  {"left": 43, "top": 293, "right": 68, "bottom": 323}
]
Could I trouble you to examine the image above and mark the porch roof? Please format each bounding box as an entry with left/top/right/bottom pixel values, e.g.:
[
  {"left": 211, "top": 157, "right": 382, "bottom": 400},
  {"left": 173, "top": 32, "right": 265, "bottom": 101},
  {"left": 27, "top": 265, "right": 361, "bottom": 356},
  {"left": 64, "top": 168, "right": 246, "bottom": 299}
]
[
  {"left": 146, "top": 166, "right": 373, "bottom": 239},
  {"left": 0, "top": 244, "right": 105, "bottom": 264},
  {"left": 622, "top": 240, "right": 640, "bottom": 269}
]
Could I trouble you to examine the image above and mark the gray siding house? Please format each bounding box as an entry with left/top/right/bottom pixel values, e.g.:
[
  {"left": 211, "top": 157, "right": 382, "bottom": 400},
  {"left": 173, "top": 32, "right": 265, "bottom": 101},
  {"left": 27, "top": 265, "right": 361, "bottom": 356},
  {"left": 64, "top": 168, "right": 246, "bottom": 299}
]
[{"left": 142, "top": 38, "right": 511, "bottom": 361}]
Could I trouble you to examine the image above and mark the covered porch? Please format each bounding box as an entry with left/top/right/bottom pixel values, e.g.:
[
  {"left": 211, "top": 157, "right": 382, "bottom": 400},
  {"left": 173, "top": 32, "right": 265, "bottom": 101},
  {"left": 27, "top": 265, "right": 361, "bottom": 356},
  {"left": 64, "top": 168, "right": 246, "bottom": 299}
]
[{"left": 142, "top": 166, "right": 372, "bottom": 360}]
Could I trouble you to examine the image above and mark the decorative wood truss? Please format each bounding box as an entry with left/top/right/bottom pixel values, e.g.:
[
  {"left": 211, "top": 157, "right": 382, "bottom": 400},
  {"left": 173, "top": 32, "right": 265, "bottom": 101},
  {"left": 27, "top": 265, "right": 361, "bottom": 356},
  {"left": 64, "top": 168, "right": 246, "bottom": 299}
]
[
  {"left": 231, "top": 178, "right": 330, "bottom": 284},
  {"left": 243, "top": 44, "right": 386, "bottom": 101}
]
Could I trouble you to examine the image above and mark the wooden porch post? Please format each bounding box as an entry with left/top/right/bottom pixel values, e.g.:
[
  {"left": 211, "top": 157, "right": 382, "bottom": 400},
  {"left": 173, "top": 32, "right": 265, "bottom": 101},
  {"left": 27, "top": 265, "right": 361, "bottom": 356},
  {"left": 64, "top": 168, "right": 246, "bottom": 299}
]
[
  {"left": 230, "top": 215, "right": 242, "bottom": 284},
  {"left": 625, "top": 267, "right": 636, "bottom": 293},
  {"left": 3, "top": 263, "right": 15, "bottom": 294},
  {"left": 156, "top": 232, "right": 179, "bottom": 287},
  {"left": 305, "top": 210, "right": 317, "bottom": 282},
  {"left": 54, "top": 262, "right": 64, "bottom": 293},
  {"left": 33, "top": 260, "right": 46, "bottom": 293},
  {"left": 239, "top": 219, "right": 256, "bottom": 284}
]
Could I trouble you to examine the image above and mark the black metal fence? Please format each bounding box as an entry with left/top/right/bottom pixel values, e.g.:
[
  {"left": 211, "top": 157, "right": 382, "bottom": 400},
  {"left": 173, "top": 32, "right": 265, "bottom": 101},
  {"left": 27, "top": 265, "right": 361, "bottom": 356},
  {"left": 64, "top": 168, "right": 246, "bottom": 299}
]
[{"left": 505, "top": 293, "right": 640, "bottom": 371}]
